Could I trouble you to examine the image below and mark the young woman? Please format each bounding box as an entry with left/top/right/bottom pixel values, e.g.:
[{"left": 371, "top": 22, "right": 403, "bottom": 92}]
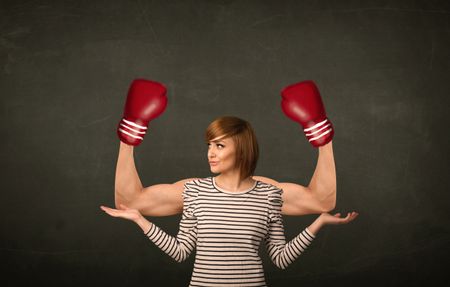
[{"left": 102, "top": 107, "right": 358, "bottom": 286}]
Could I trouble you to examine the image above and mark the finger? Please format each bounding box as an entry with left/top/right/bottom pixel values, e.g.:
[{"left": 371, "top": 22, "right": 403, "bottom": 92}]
[
  {"left": 346, "top": 213, "right": 358, "bottom": 222},
  {"left": 346, "top": 217, "right": 356, "bottom": 223},
  {"left": 100, "top": 206, "right": 111, "bottom": 212},
  {"left": 101, "top": 206, "right": 117, "bottom": 212},
  {"left": 101, "top": 207, "right": 125, "bottom": 217},
  {"left": 334, "top": 213, "right": 341, "bottom": 217},
  {"left": 339, "top": 213, "right": 352, "bottom": 224},
  {"left": 102, "top": 209, "right": 120, "bottom": 217},
  {"left": 350, "top": 213, "right": 359, "bottom": 221},
  {"left": 105, "top": 210, "right": 129, "bottom": 218},
  {"left": 101, "top": 207, "right": 119, "bottom": 214}
]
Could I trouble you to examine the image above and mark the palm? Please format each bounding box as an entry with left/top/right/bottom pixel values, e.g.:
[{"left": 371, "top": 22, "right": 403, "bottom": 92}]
[
  {"left": 100, "top": 204, "right": 142, "bottom": 222},
  {"left": 320, "top": 211, "right": 358, "bottom": 225}
]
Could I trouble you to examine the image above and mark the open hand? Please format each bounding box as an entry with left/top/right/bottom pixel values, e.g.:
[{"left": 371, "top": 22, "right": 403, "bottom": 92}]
[
  {"left": 100, "top": 204, "right": 143, "bottom": 222},
  {"left": 319, "top": 211, "right": 359, "bottom": 225}
]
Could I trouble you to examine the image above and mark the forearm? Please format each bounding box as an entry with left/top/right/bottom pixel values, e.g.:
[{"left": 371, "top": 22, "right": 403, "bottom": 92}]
[
  {"left": 308, "top": 141, "right": 336, "bottom": 210},
  {"left": 135, "top": 215, "right": 152, "bottom": 234},
  {"left": 306, "top": 216, "right": 324, "bottom": 236},
  {"left": 268, "top": 217, "right": 325, "bottom": 269},
  {"left": 114, "top": 142, "right": 144, "bottom": 208},
  {"left": 137, "top": 213, "right": 197, "bottom": 263},
  {"left": 267, "top": 227, "right": 315, "bottom": 270}
]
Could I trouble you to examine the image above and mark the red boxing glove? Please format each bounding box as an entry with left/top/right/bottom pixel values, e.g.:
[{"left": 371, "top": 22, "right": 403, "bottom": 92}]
[
  {"left": 281, "top": 80, "right": 334, "bottom": 147},
  {"left": 117, "top": 79, "right": 168, "bottom": 146}
]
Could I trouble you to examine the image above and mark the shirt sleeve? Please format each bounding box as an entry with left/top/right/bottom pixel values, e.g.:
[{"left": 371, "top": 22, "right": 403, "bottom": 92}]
[
  {"left": 143, "top": 180, "right": 198, "bottom": 263},
  {"left": 265, "top": 188, "right": 316, "bottom": 269}
]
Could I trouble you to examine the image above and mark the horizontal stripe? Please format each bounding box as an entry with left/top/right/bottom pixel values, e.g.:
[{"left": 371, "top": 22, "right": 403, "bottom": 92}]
[
  {"left": 308, "top": 128, "right": 332, "bottom": 142},
  {"left": 303, "top": 118, "right": 328, "bottom": 132},
  {"left": 118, "top": 128, "right": 143, "bottom": 140},
  {"left": 122, "top": 118, "right": 147, "bottom": 129},
  {"left": 119, "top": 122, "right": 146, "bottom": 134}
]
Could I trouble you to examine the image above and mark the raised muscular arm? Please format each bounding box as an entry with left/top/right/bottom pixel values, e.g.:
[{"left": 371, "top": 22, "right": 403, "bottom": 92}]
[{"left": 252, "top": 141, "right": 336, "bottom": 216}]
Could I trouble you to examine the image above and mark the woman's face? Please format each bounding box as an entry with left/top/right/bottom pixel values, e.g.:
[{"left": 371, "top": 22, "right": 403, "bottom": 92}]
[{"left": 207, "top": 135, "right": 237, "bottom": 174}]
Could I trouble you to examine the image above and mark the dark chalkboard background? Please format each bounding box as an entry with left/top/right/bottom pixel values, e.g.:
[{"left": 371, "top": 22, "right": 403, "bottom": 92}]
[{"left": 1, "top": 0, "right": 449, "bottom": 286}]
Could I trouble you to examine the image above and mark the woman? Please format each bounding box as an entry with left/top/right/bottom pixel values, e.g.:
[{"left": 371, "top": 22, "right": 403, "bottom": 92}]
[{"left": 101, "top": 116, "right": 358, "bottom": 287}]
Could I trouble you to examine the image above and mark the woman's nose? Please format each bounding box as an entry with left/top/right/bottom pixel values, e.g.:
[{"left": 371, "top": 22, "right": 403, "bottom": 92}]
[{"left": 208, "top": 147, "right": 218, "bottom": 157}]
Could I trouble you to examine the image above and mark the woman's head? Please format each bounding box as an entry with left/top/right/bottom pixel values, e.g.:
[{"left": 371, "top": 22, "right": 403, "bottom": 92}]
[{"left": 205, "top": 116, "right": 259, "bottom": 182}]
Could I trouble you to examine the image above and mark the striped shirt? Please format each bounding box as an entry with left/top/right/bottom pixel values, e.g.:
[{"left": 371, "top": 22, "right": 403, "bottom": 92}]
[{"left": 144, "top": 176, "right": 315, "bottom": 287}]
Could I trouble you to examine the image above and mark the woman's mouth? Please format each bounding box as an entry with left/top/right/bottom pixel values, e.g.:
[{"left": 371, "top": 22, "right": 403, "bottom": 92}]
[{"left": 209, "top": 161, "right": 219, "bottom": 166}]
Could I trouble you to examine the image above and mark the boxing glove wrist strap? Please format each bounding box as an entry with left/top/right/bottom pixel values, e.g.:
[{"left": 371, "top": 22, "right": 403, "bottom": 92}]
[
  {"left": 303, "top": 118, "right": 333, "bottom": 144},
  {"left": 118, "top": 118, "right": 147, "bottom": 141}
]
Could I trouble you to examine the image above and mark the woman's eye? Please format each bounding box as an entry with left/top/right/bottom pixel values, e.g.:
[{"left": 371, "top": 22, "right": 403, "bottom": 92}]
[{"left": 206, "top": 143, "right": 224, "bottom": 148}]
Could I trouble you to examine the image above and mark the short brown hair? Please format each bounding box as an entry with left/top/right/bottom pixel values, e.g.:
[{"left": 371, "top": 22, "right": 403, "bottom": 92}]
[{"left": 205, "top": 116, "right": 259, "bottom": 182}]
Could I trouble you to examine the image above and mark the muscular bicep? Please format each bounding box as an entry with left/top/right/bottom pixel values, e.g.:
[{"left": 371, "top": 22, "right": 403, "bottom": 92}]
[
  {"left": 129, "top": 178, "right": 200, "bottom": 217},
  {"left": 253, "top": 175, "right": 325, "bottom": 216},
  {"left": 279, "top": 182, "right": 325, "bottom": 215}
]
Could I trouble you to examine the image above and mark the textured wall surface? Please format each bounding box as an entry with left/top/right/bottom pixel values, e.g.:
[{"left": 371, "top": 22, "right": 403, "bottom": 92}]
[{"left": 1, "top": 0, "right": 449, "bottom": 286}]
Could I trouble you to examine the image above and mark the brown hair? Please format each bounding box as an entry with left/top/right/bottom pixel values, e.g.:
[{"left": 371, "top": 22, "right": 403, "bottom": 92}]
[{"left": 205, "top": 116, "right": 259, "bottom": 182}]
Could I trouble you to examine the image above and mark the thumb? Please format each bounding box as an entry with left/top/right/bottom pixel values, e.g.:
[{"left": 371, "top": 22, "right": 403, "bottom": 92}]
[
  {"left": 119, "top": 203, "right": 129, "bottom": 210},
  {"left": 334, "top": 213, "right": 341, "bottom": 217}
]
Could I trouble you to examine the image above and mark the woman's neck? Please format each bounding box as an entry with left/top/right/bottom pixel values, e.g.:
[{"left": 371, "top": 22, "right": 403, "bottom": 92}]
[{"left": 214, "top": 173, "right": 256, "bottom": 193}]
